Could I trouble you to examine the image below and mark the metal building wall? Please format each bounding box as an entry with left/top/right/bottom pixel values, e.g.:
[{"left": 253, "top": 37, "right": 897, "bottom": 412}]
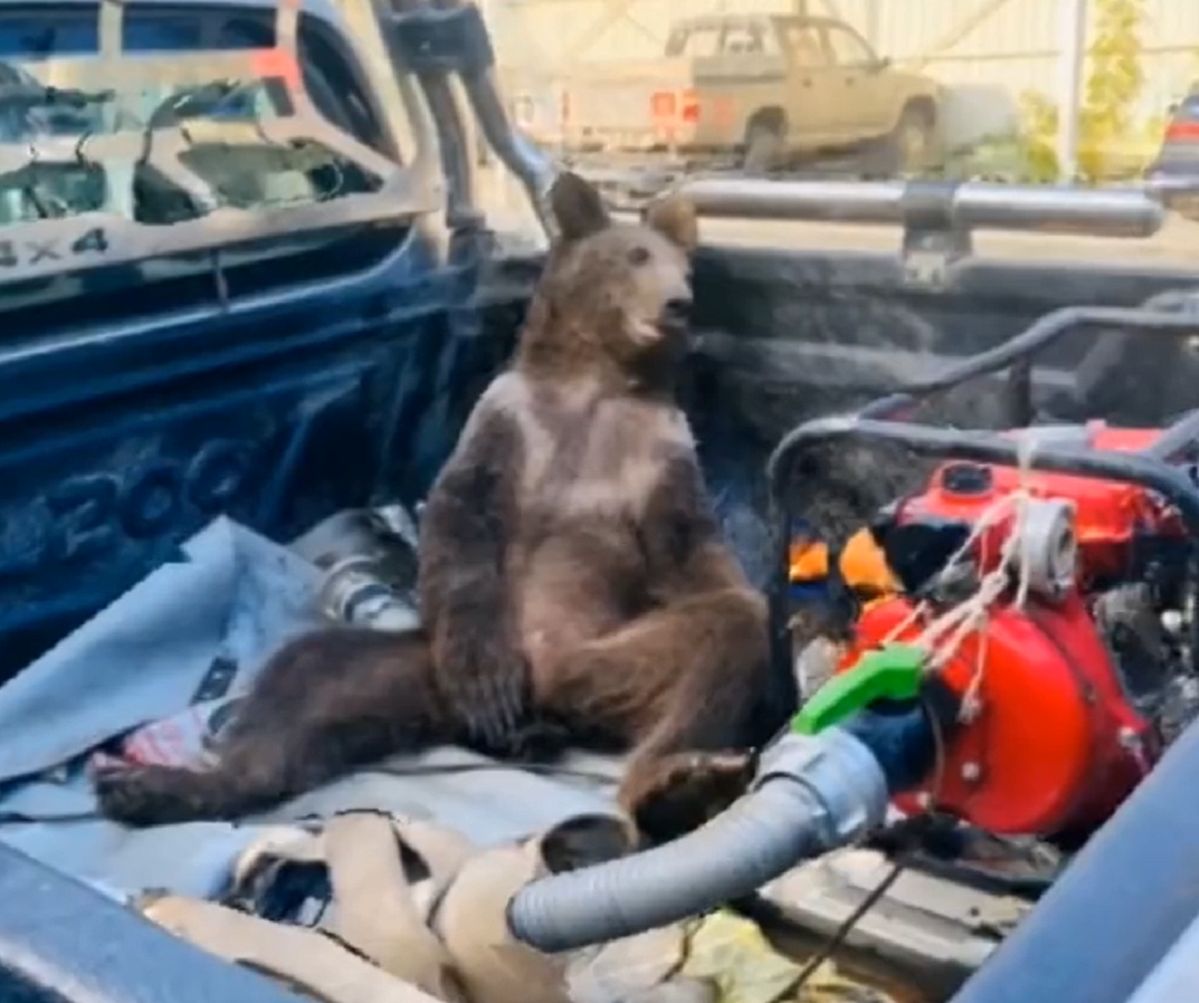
[{"left": 489, "top": 0, "right": 1198, "bottom": 131}]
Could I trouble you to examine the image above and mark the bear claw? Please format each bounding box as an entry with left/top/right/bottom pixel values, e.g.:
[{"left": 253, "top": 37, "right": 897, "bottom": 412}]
[
  {"left": 92, "top": 762, "right": 171, "bottom": 827},
  {"left": 629, "top": 750, "right": 756, "bottom": 846}
]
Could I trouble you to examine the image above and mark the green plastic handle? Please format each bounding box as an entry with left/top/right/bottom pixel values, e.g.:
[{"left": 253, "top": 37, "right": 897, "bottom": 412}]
[{"left": 792, "top": 643, "right": 926, "bottom": 736}]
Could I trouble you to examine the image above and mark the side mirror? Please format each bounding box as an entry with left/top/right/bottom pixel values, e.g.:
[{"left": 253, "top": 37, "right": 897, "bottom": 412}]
[{"left": 872, "top": 56, "right": 892, "bottom": 73}]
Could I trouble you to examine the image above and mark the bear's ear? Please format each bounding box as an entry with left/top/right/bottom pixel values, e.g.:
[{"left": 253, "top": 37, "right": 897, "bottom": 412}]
[
  {"left": 643, "top": 193, "right": 698, "bottom": 253},
  {"left": 549, "top": 171, "right": 610, "bottom": 241}
]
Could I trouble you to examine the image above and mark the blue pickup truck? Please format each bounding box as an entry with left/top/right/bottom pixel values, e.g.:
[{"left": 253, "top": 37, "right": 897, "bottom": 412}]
[{"left": 2, "top": 3, "right": 1199, "bottom": 1003}]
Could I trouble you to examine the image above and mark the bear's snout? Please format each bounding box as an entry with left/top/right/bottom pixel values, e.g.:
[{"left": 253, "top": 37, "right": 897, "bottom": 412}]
[{"left": 659, "top": 297, "right": 694, "bottom": 336}]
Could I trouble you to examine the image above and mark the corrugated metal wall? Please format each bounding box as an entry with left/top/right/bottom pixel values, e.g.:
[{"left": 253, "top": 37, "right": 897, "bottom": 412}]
[{"left": 489, "top": 0, "right": 1199, "bottom": 143}]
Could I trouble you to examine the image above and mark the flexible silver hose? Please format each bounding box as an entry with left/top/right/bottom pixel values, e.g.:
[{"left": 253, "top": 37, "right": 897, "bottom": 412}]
[{"left": 507, "top": 728, "right": 889, "bottom": 953}]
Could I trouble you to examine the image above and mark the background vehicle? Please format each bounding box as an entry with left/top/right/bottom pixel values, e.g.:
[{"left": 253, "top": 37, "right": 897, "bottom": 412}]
[
  {"left": 1146, "top": 82, "right": 1199, "bottom": 219},
  {"left": 514, "top": 13, "right": 943, "bottom": 174}
]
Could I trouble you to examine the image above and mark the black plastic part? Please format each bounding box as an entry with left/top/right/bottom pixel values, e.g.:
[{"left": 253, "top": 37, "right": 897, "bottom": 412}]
[
  {"left": 0, "top": 843, "right": 305, "bottom": 1003},
  {"left": 876, "top": 520, "right": 973, "bottom": 596},
  {"left": 842, "top": 676, "right": 954, "bottom": 795},
  {"left": 385, "top": 3, "right": 494, "bottom": 75},
  {"left": 950, "top": 717, "right": 1199, "bottom": 1003},
  {"left": 941, "top": 462, "right": 993, "bottom": 495}
]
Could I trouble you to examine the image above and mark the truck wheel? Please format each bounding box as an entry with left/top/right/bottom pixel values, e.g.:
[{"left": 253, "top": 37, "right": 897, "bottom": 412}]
[
  {"left": 743, "top": 123, "right": 784, "bottom": 174},
  {"left": 888, "top": 104, "right": 936, "bottom": 174}
]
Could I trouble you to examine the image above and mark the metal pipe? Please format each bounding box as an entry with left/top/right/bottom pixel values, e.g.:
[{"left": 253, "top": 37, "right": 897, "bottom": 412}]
[
  {"left": 957, "top": 181, "right": 1160, "bottom": 235},
  {"left": 767, "top": 416, "right": 1199, "bottom": 537},
  {"left": 890, "top": 306, "right": 1199, "bottom": 400},
  {"left": 389, "top": 0, "right": 479, "bottom": 228},
  {"left": 682, "top": 178, "right": 907, "bottom": 225},
  {"left": 678, "top": 178, "right": 1165, "bottom": 239},
  {"left": 436, "top": 0, "right": 556, "bottom": 234},
  {"left": 419, "top": 72, "right": 481, "bottom": 228},
  {"left": 388, "top": 0, "right": 557, "bottom": 237},
  {"left": 458, "top": 64, "right": 558, "bottom": 237}
]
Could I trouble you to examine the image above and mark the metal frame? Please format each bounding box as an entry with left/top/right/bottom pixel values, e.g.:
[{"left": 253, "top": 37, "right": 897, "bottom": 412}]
[
  {"left": 0, "top": 0, "right": 446, "bottom": 284},
  {"left": 677, "top": 177, "right": 1166, "bottom": 240}
]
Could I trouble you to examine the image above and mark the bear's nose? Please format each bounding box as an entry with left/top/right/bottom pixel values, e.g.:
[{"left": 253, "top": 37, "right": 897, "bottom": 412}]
[{"left": 661, "top": 297, "right": 693, "bottom": 329}]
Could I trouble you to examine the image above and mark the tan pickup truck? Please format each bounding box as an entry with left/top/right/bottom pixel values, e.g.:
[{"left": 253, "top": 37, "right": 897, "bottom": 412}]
[{"left": 513, "top": 13, "right": 943, "bottom": 174}]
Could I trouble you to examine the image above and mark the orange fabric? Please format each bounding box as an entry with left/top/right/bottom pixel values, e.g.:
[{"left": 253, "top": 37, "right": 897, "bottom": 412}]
[
  {"left": 789, "top": 528, "right": 900, "bottom": 597},
  {"left": 788, "top": 536, "right": 829, "bottom": 581}
]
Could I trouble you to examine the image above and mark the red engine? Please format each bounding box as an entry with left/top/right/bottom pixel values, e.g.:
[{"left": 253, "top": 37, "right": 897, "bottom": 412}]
[{"left": 838, "top": 422, "right": 1196, "bottom": 838}]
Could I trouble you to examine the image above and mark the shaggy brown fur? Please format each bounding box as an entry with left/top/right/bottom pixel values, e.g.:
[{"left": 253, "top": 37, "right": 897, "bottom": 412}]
[{"left": 94, "top": 173, "right": 770, "bottom": 844}]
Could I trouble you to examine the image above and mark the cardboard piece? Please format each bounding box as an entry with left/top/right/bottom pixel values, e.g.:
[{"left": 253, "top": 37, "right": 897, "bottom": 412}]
[
  {"left": 324, "top": 813, "right": 468, "bottom": 1001},
  {"left": 144, "top": 811, "right": 650, "bottom": 1003},
  {"left": 141, "top": 894, "right": 443, "bottom": 1003}
]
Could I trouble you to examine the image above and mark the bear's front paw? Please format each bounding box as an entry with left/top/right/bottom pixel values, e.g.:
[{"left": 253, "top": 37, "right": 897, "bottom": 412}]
[
  {"left": 92, "top": 760, "right": 173, "bottom": 827},
  {"left": 624, "top": 750, "right": 756, "bottom": 846}
]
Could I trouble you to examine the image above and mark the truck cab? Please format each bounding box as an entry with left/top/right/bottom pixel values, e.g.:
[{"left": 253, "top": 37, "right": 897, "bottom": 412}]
[{"left": 666, "top": 14, "right": 941, "bottom": 171}]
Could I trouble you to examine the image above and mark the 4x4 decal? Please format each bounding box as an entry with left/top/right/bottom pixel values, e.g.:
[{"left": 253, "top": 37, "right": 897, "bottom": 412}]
[{"left": 0, "top": 228, "right": 109, "bottom": 271}]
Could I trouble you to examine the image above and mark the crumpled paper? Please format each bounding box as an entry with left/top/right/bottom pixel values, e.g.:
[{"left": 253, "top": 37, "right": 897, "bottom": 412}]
[
  {"left": 679, "top": 912, "right": 894, "bottom": 1003},
  {"left": 571, "top": 910, "right": 898, "bottom": 1003}
]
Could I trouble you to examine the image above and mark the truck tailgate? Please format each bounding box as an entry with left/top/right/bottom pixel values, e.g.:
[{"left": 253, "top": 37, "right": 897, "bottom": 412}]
[{"left": 560, "top": 59, "right": 694, "bottom": 149}]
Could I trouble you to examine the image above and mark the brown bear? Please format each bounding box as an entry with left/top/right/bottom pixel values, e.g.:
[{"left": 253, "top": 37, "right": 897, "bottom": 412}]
[{"left": 93, "top": 172, "right": 773, "bottom": 844}]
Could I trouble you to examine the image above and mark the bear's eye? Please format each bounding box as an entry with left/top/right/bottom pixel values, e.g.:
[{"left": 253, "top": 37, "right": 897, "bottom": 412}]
[{"left": 627, "top": 246, "right": 651, "bottom": 266}]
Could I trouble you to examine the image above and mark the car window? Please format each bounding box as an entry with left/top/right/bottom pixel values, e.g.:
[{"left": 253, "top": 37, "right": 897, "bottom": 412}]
[
  {"left": 0, "top": 5, "right": 391, "bottom": 230},
  {"left": 824, "top": 24, "right": 877, "bottom": 68},
  {"left": 780, "top": 23, "right": 830, "bottom": 68},
  {"left": 0, "top": 10, "right": 99, "bottom": 57},
  {"left": 123, "top": 5, "right": 274, "bottom": 51},
  {"left": 667, "top": 27, "right": 722, "bottom": 59},
  {"left": 722, "top": 26, "right": 764, "bottom": 56}
]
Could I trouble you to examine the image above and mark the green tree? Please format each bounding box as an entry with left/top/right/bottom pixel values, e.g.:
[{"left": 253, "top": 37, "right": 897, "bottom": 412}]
[
  {"left": 1078, "top": 0, "right": 1147, "bottom": 180},
  {"left": 1013, "top": 0, "right": 1148, "bottom": 183}
]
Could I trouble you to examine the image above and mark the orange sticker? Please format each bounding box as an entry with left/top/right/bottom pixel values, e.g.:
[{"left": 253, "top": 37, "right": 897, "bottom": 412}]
[
  {"left": 650, "top": 91, "right": 677, "bottom": 121},
  {"left": 251, "top": 47, "right": 301, "bottom": 88}
]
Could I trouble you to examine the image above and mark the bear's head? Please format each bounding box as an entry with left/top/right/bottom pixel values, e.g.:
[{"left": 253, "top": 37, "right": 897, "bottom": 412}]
[{"left": 518, "top": 172, "right": 699, "bottom": 389}]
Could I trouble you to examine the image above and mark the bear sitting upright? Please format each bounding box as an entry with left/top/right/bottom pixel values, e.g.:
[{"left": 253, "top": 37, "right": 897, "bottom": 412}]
[{"left": 94, "top": 172, "right": 775, "bottom": 844}]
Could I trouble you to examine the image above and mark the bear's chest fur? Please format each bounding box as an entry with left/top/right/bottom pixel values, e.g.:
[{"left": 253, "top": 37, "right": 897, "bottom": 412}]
[
  {"left": 491, "top": 371, "right": 697, "bottom": 664},
  {"left": 494, "top": 371, "right": 694, "bottom": 529}
]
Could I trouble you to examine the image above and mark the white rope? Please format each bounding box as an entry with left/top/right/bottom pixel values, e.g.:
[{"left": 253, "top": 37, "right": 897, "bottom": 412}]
[{"left": 887, "top": 433, "right": 1040, "bottom": 722}]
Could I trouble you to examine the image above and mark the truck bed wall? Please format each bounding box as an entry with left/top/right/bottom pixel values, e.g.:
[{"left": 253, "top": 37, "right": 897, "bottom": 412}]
[{"left": 0, "top": 233, "right": 1194, "bottom": 683}]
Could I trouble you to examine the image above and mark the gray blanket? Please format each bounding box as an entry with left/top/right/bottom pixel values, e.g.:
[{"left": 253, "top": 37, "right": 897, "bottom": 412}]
[{"left": 0, "top": 518, "right": 618, "bottom": 901}]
